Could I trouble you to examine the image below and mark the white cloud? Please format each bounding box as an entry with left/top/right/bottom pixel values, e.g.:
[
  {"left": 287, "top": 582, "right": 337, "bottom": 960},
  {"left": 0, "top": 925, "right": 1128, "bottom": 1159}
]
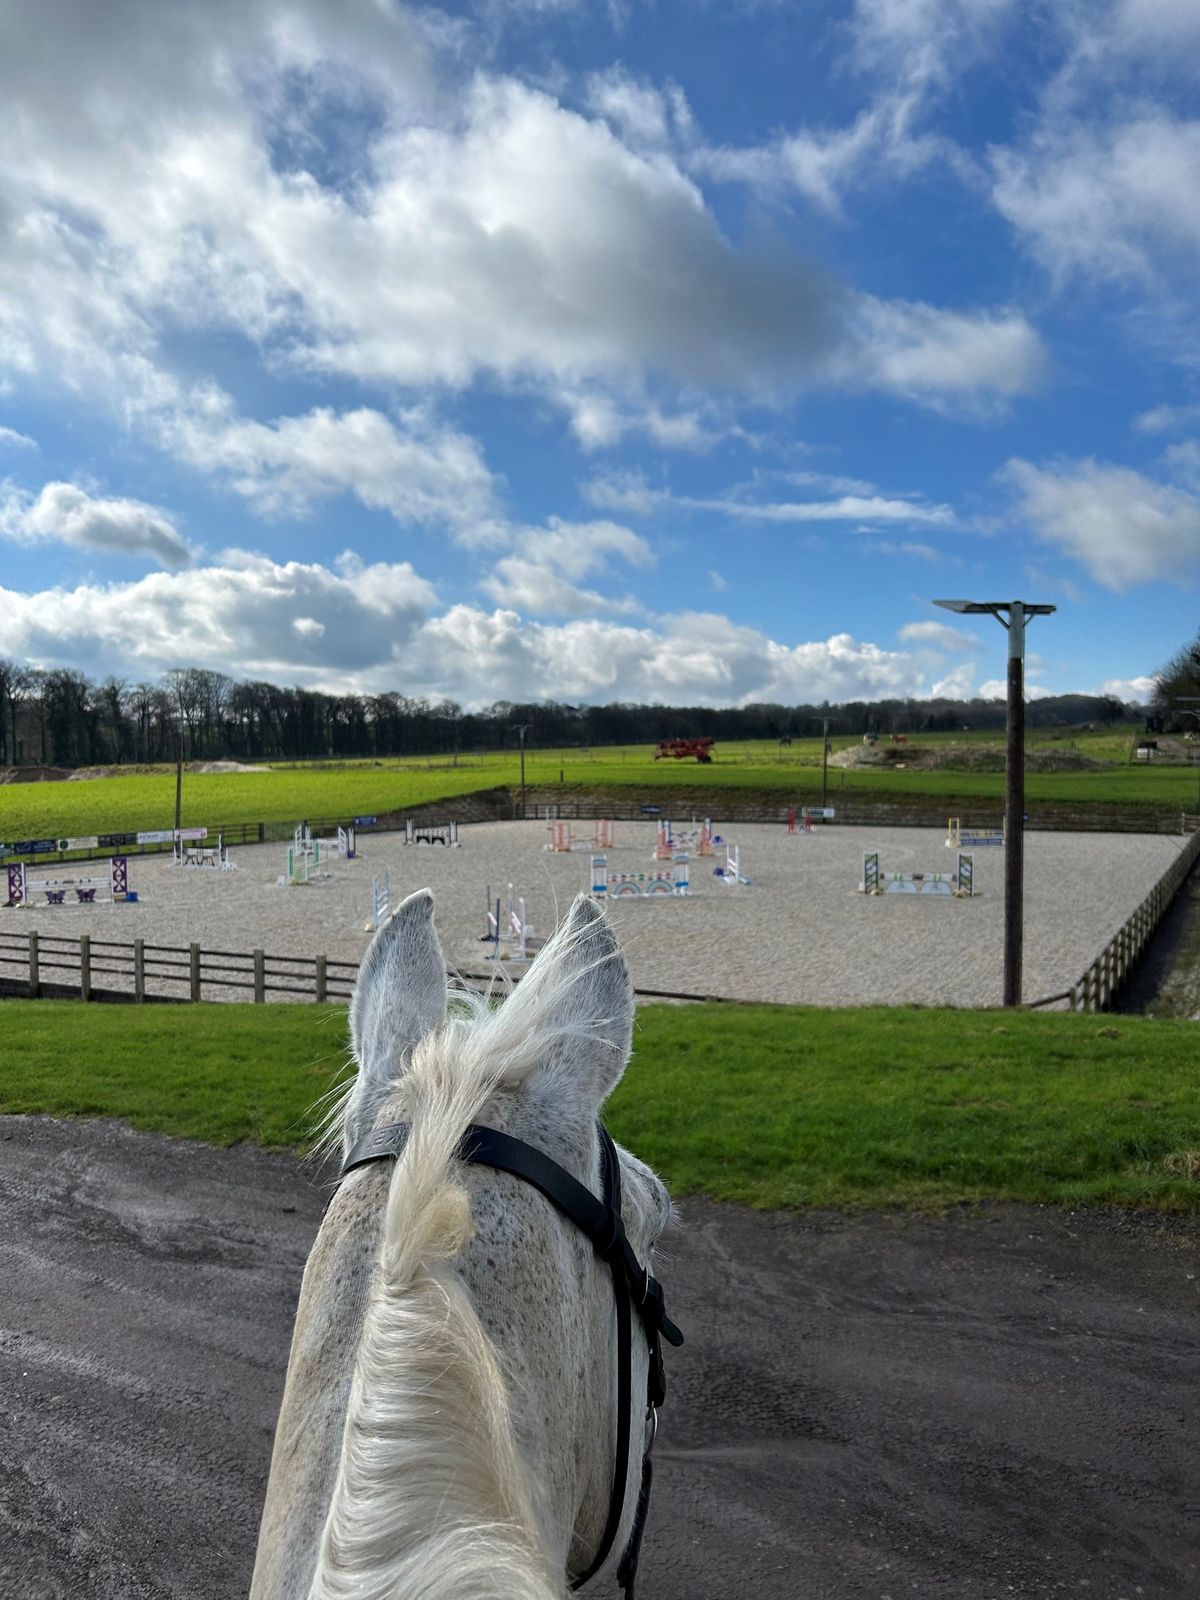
[
  {"left": 697, "top": 1, "right": 1017, "bottom": 211},
  {"left": 0, "top": 548, "right": 950, "bottom": 706},
  {"left": 992, "top": 113, "right": 1200, "bottom": 288},
  {"left": 583, "top": 468, "right": 660, "bottom": 517},
  {"left": 0, "top": 551, "right": 437, "bottom": 680},
  {"left": 899, "top": 620, "right": 980, "bottom": 650},
  {"left": 1005, "top": 456, "right": 1200, "bottom": 590},
  {"left": 413, "top": 613, "right": 934, "bottom": 707},
  {"left": 697, "top": 111, "right": 888, "bottom": 216},
  {"left": 0, "top": 2, "right": 1045, "bottom": 456},
  {"left": 587, "top": 471, "right": 954, "bottom": 528},
  {"left": 1110, "top": 0, "right": 1200, "bottom": 57},
  {"left": 977, "top": 678, "right": 1054, "bottom": 700},
  {"left": 0, "top": 481, "right": 192, "bottom": 568},
  {"left": 482, "top": 518, "right": 654, "bottom": 615},
  {"left": 156, "top": 391, "right": 500, "bottom": 537},
  {"left": 0, "top": 426, "right": 37, "bottom": 451},
  {"left": 706, "top": 492, "right": 953, "bottom": 525},
  {"left": 1163, "top": 439, "right": 1200, "bottom": 490},
  {"left": 584, "top": 67, "right": 691, "bottom": 152},
  {"left": 558, "top": 388, "right": 740, "bottom": 453},
  {"left": 860, "top": 538, "right": 941, "bottom": 561},
  {"left": 835, "top": 297, "right": 1045, "bottom": 411},
  {"left": 1096, "top": 674, "right": 1155, "bottom": 702},
  {"left": 708, "top": 570, "right": 729, "bottom": 592},
  {"left": 930, "top": 663, "right": 976, "bottom": 698},
  {"left": 1134, "top": 403, "right": 1200, "bottom": 435}
]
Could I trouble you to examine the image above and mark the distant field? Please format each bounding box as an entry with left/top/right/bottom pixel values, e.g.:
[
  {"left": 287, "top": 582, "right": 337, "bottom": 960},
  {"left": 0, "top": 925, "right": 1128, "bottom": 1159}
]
[
  {"left": 1, "top": 729, "right": 1193, "bottom": 840},
  {"left": 2, "top": 1000, "right": 1198, "bottom": 1211}
]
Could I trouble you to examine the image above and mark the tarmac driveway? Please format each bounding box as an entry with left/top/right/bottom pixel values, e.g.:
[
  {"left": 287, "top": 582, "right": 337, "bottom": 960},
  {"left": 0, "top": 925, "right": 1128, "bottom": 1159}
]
[{"left": 0, "top": 1115, "right": 1196, "bottom": 1599}]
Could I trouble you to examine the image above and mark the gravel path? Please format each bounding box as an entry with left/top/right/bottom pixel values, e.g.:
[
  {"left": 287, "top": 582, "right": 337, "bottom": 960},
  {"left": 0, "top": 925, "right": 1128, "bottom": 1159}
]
[
  {"left": 3, "top": 821, "right": 1183, "bottom": 1006},
  {"left": 2, "top": 1115, "right": 1196, "bottom": 1600}
]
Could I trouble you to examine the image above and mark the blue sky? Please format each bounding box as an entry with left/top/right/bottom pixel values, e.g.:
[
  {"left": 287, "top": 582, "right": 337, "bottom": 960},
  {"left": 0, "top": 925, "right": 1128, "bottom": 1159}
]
[{"left": 1, "top": 0, "right": 1198, "bottom": 708}]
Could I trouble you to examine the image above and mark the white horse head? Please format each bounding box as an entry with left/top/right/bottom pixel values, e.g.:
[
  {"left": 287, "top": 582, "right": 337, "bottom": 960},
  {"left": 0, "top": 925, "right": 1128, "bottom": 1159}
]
[{"left": 250, "top": 889, "right": 678, "bottom": 1600}]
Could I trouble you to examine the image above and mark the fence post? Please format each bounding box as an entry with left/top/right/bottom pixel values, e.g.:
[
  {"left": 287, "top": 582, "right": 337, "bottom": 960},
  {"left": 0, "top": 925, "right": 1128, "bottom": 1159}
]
[
  {"left": 190, "top": 942, "right": 201, "bottom": 1002},
  {"left": 258, "top": 822, "right": 266, "bottom": 843},
  {"left": 28, "top": 929, "right": 39, "bottom": 998},
  {"left": 315, "top": 954, "right": 327, "bottom": 1004},
  {"left": 134, "top": 938, "right": 145, "bottom": 1002},
  {"left": 80, "top": 934, "right": 91, "bottom": 1002},
  {"left": 254, "top": 949, "right": 266, "bottom": 1003}
]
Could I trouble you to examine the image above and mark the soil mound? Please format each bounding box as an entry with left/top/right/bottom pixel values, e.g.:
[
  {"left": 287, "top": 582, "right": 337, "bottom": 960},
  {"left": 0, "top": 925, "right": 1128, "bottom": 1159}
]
[
  {"left": 0, "top": 765, "right": 72, "bottom": 783},
  {"left": 829, "top": 742, "right": 1104, "bottom": 773}
]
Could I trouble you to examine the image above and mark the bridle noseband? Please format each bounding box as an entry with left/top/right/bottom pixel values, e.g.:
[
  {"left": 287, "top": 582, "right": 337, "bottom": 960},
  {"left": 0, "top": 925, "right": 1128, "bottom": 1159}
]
[{"left": 339, "top": 1120, "right": 683, "bottom": 1599}]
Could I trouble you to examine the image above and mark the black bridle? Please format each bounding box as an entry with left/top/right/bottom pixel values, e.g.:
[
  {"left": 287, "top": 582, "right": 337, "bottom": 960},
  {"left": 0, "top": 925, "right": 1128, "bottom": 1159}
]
[{"left": 340, "top": 1120, "right": 683, "bottom": 1598}]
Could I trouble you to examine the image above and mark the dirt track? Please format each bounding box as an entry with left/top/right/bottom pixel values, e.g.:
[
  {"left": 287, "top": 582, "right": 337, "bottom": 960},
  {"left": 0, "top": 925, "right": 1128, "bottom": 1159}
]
[{"left": 1, "top": 1116, "right": 1196, "bottom": 1599}]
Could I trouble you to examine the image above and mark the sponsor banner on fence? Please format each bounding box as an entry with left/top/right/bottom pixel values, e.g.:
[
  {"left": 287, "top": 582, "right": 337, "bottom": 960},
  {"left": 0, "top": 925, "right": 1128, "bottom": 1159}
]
[
  {"left": 100, "top": 832, "right": 138, "bottom": 849},
  {"left": 353, "top": 815, "right": 377, "bottom": 826},
  {"left": 136, "top": 830, "right": 177, "bottom": 845},
  {"left": 58, "top": 836, "right": 100, "bottom": 851},
  {"left": 174, "top": 828, "right": 208, "bottom": 842},
  {"left": 8, "top": 838, "right": 59, "bottom": 856}
]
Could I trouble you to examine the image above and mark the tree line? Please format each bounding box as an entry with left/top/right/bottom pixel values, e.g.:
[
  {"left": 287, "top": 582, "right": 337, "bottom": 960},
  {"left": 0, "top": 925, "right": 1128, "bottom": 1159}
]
[
  {"left": 0, "top": 661, "right": 1139, "bottom": 770},
  {"left": 1153, "top": 626, "right": 1200, "bottom": 727}
]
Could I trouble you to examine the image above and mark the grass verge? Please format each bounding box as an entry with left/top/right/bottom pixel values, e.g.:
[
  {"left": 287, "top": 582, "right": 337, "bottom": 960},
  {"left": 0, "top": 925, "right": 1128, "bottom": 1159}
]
[{"left": 1, "top": 1002, "right": 1197, "bottom": 1211}]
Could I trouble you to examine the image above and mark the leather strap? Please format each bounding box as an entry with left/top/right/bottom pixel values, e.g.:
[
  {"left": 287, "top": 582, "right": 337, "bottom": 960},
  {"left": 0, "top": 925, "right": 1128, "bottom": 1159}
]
[{"left": 338, "top": 1119, "right": 681, "bottom": 1593}]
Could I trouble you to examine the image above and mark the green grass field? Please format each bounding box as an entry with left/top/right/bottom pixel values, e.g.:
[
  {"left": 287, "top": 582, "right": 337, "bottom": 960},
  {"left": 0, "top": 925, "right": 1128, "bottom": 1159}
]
[
  {"left": 1, "top": 729, "right": 1195, "bottom": 841},
  {"left": 3, "top": 1001, "right": 1197, "bottom": 1211}
]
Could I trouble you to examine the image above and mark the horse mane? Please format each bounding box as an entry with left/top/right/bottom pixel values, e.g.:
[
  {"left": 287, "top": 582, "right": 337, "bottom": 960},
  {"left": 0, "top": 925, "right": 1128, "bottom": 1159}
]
[{"left": 309, "top": 932, "right": 623, "bottom": 1600}]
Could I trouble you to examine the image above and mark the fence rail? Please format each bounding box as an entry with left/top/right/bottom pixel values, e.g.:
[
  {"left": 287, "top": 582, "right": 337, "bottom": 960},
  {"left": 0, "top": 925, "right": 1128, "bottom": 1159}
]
[
  {"left": 0, "top": 929, "right": 360, "bottom": 1005},
  {"left": 1028, "top": 827, "right": 1200, "bottom": 1012},
  {"left": 0, "top": 930, "right": 739, "bottom": 1008}
]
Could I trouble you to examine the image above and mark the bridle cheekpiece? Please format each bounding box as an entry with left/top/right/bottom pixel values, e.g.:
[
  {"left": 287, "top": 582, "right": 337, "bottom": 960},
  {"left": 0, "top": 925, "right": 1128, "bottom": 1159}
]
[{"left": 338, "top": 1119, "right": 683, "bottom": 1599}]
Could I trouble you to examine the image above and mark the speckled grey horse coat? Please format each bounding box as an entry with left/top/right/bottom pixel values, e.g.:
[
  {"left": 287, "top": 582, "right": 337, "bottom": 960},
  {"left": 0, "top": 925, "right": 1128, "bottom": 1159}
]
[{"left": 250, "top": 889, "right": 673, "bottom": 1600}]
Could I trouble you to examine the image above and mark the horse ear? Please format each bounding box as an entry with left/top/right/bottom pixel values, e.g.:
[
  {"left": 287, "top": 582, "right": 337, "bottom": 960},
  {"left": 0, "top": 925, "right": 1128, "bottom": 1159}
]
[
  {"left": 345, "top": 887, "right": 446, "bottom": 1150},
  {"left": 505, "top": 894, "right": 633, "bottom": 1113}
]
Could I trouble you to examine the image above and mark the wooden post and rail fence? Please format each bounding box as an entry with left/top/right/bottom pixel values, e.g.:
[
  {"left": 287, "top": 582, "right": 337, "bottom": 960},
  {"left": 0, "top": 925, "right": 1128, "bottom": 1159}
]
[
  {"left": 1026, "top": 821, "right": 1200, "bottom": 1012},
  {"left": 0, "top": 930, "right": 360, "bottom": 1006},
  {"left": 0, "top": 931, "right": 739, "bottom": 1008}
]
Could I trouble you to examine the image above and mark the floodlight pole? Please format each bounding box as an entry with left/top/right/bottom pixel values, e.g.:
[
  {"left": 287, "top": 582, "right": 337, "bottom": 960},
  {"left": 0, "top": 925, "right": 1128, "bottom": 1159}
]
[
  {"left": 1003, "top": 604, "right": 1027, "bottom": 1010},
  {"left": 512, "top": 723, "right": 533, "bottom": 819},
  {"left": 934, "top": 597, "right": 1055, "bottom": 1008},
  {"left": 817, "top": 716, "right": 833, "bottom": 809},
  {"left": 174, "top": 714, "right": 184, "bottom": 835}
]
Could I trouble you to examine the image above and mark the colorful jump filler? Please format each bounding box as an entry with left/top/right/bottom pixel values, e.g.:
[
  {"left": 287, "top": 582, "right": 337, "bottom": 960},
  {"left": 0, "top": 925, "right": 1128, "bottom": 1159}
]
[
  {"left": 652, "top": 819, "right": 718, "bottom": 859},
  {"left": 590, "top": 852, "right": 690, "bottom": 897},
  {"left": 786, "top": 806, "right": 835, "bottom": 834},
  {"left": 404, "top": 820, "right": 460, "bottom": 847},
  {"left": 171, "top": 831, "right": 237, "bottom": 870},
  {"left": 860, "top": 851, "right": 976, "bottom": 897},
  {"left": 545, "top": 819, "right": 615, "bottom": 853},
  {"left": 6, "top": 856, "right": 132, "bottom": 907},
  {"left": 945, "top": 817, "right": 1004, "bottom": 848}
]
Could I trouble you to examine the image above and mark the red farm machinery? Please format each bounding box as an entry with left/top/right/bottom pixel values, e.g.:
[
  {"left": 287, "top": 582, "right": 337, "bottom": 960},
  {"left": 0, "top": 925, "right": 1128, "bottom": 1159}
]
[{"left": 654, "top": 737, "right": 715, "bottom": 763}]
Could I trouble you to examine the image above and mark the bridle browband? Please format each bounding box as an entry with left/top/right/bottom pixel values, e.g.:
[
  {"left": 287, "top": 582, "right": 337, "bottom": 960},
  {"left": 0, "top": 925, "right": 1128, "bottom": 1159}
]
[{"left": 339, "top": 1120, "right": 683, "bottom": 1599}]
